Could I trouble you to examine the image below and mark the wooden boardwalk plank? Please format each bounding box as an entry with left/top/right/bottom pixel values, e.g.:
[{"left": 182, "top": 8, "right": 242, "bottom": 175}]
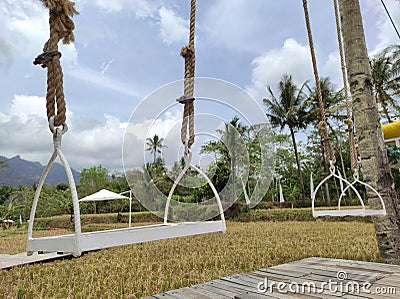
[
  {"left": 300, "top": 257, "right": 400, "bottom": 273},
  {"left": 146, "top": 258, "right": 400, "bottom": 299},
  {"left": 195, "top": 281, "right": 244, "bottom": 298},
  {"left": 240, "top": 273, "right": 344, "bottom": 299},
  {"left": 190, "top": 283, "right": 231, "bottom": 299},
  {"left": 269, "top": 261, "right": 387, "bottom": 280},
  {"left": 205, "top": 278, "right": 304, "bottom": 299},
  {"left": 0, "top": 252, "right": 71, "bottom": 270}
]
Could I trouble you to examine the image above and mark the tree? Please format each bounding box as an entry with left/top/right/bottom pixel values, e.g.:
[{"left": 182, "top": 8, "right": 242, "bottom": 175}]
[
  {"left": 309, "top": 77, "right": 346, "bottom": 127},
  {"left": 221, "top": 117, "right": 249, "bottom": 204},
  {"left": 263, "top": 74, "right": 313, "bottom": 201},
  {"left": 0, "top": 197, "right": 26, "bottom": 221},
  {"left": 0, "top": 185, "right": 14, "bottom": 206},
  {"left": 339, "top": 0, "right": 400, "bottom": 264},
  {"left": 78, "top": 165, "right": 109, "bottom": 214},
  {"left": 201, "top": 116, "right": 249, "bottom": 204},
  {"left": 370, "top": 49, "right": 400, "bottom": 122},
  {"left": 145, "top": 134, "right": 167, "bottom": 164}
]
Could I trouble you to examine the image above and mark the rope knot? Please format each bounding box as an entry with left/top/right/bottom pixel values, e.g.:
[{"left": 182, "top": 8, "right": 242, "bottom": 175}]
[
  {"left": 38, "top": 0, "right": 78, "bottom": 129},
  {"left": 180, "top": 44, "right": 194, "bottom": 59},
  {"left": 33, "top": 51, "right": 61, "bottom": 68},
  {"left": 176, "top": 95, "right": 195, "bottom": 104},
  {"left": 41, "top": 0, "right": 79, "bottom": 45},
  {"left": 344, "top": 118, "right": 353, "bottom": 126},
  {"left": 317, "top": 121, "right": 327, "bottom": 132}
]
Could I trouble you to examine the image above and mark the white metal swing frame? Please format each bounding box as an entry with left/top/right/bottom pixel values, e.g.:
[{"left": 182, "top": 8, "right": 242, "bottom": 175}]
[
  {"left": 311, "top": 161, "right": 386, "bottom": 217},
  {"left": 27, "top": 122, "right": 226, "bottom": 257}
]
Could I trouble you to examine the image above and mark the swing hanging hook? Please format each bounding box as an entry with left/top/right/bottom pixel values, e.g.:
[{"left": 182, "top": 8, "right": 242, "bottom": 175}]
[
  {"left": 33, "top": 51, "right": 62, "bottom": 68},
  {"left": 49, "top": 116, "right": 68, "bottom": 136}
]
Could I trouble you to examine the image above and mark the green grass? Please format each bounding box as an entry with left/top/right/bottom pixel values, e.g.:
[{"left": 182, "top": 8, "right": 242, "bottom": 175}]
[
  {"left": 30, "top": 212, "right": 160, "bottom": 230},
  {"left": 236, "top": 207, "right": 373, "bottom": 222},
  {"left": 0, "top": 221, "right": 379, "bottom": 298}
]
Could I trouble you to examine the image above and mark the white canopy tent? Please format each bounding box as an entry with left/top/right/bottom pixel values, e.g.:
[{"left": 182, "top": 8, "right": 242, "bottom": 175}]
[{"left": 79, "top": 189, "right": 133, "bottom": 227}]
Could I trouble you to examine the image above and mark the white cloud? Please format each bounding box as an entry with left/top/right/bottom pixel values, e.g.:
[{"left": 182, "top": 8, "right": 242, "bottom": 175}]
[
  {"left": 147, "top": 110, "right": 181, "bottom": 139},
  {"left": 9, "top": 94, "right": 46, "bottom": 119},
  {"left": 0, "top": 94, "right": 182, "bottom": 171},
  {"left": 92, "top": 0, "right": 159, "bottom": 18},
  {"left": 371, "top": 0, "right": 400, "bottom": 53},
  {"left": 1, "top": 0, "right": 47, "bottom": 61},
  {"left": 246, "top": 38, "right": 313, "bottom": 101},
  {"left": 0, "top": 95, "right": 53, "bottom": 163},
  {"left": 246, "top": 38, "right": 345, "bottom": 102},
  {"left": 159, "top": 6, "right": 188, "bottom": 45},
  {"left": 60, "top": 43, "right": 79, "bottom": 66},
  {"left": 64, "top": 114, "right": 127, "bottom": 170},
  {"left": 321, "top": 51, "right": 342, "bottom": 88},
  {"left": 0, "top": 96, "right": 129, "bottom": 170},
  {"left": 0, "top": 0, "right": 79, "bottom": 68},
  {"left": 0, "top": 38, "right": 13, "bottom": 70}
]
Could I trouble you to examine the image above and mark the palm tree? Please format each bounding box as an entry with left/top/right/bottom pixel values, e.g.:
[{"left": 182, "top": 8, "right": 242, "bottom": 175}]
[
  {"left": 0, "top": 197, "right": 26, "bottom": 222},
  {"left": 388, "top": 44, "right": 400, "bottom": 71},
  {"left": 201, "top": 116, "right": 249, "bottom": 203},
  {"left": 145, "top": 134, "right": 167, "bottom": 164},
  {"left": 222, "top": 117, "right": 248, "bottom": 203},
  {"left": 309, "top": 77, "right": 346, "bottom": 126},
  {"left": 263, "top": 74, "right": 313, "bottom": 201},
  {"left": 370, "top": 50, "right": 400, "bottom": 123},
  {"left": 339, "top": 0, "right": 400, "bottom": 264}
]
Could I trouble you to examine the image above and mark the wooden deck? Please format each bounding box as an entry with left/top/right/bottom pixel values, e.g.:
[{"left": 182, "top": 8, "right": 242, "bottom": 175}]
[
  {"left": 144, "top": 257, "right": 400, "bottom": 298},
  {"left": 0, "top": 252, "right": 71, "bottom": 270}
]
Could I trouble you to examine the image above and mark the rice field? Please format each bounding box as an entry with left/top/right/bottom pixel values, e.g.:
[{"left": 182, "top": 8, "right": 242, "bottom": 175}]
[{"left": 0, "top": 221, "right": 379, "bottom": 298}]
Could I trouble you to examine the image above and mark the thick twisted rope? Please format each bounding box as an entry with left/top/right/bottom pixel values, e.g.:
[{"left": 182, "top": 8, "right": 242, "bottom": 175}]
[
  {"left": 302, "top": 0, "right": 336, "bottom": 165},
  {"left": 34, "top": 0, "right": 78, "bottom": 127},
  {"left": 179, "top": 0, "right": 196, "bottom": 150},
  {"left": 333, "top": 0, "right": 358, "bottom": 172}
]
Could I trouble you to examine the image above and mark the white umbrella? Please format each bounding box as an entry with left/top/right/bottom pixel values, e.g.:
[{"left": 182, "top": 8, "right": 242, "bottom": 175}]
[
  {"left": 79, "top": 189, "right": 132, "bottom": 227},
  {"left": 79, "top": 189, "right": 129, "bottom": 202}
]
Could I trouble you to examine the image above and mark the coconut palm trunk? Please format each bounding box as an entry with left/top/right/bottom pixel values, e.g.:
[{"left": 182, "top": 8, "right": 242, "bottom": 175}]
[
  {"left": 339, "top": 0, "right": 400, "bottom": 264},
  {"left": 289, "top": 126, "right": 306, "bottom": 202}
]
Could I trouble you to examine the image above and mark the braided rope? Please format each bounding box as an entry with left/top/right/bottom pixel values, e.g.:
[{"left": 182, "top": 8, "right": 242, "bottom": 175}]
[
  {"left": 180, "top": 0, "right": 196, "bottom": 150},
  {"left": 333, "top": 0, "right": 358, "bottom": 172},
  {"left": 34, "top": 0, "right": 78, "bottom": 127},
  {"left": 302, "top": 0, "right": 336, "bottom": 164}
]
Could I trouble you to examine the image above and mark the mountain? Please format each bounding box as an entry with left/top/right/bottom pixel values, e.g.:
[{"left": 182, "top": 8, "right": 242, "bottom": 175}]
[{"left": 0, "top": 155, "right": 80, "bottom": 187}]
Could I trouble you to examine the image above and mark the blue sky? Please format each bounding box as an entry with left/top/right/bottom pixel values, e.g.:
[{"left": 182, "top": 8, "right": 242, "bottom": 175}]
[{"left": 0, "top": 0, "right": 399, "bottom": 171}]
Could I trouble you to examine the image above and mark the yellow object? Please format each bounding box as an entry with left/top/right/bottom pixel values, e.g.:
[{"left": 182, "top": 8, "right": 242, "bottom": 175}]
[{"left": 382, "top": 121, "right": 400, "bottom": 140}]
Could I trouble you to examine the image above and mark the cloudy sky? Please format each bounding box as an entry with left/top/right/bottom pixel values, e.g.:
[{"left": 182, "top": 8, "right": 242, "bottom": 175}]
[{"left": 0, "top": 0, "right": 399, "bottom": 172}]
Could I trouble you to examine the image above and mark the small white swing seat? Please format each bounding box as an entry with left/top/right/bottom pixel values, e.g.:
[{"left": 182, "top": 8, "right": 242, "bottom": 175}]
[
  {"left": 311, "top": 164, "right": 386, "bottom": 218},
  {"left": 313, "top": 208, "right": 386, "bottom": 218}
]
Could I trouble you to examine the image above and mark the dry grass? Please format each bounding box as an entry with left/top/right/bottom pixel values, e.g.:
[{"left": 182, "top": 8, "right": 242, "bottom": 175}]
[{"left": 0, "top": 221, "right": 379, "bottom": 298}]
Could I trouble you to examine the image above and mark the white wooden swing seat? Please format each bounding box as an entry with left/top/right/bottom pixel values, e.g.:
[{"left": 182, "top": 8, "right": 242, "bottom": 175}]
[
  {"left": 27, "top": 221, "right": 225, "bottom": 255},
  {"left": 27, "top": 143, "right": 226, "bottom": 257},
  {"left": 27, "top": 119, "right": 226, "bottom": 257}
]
